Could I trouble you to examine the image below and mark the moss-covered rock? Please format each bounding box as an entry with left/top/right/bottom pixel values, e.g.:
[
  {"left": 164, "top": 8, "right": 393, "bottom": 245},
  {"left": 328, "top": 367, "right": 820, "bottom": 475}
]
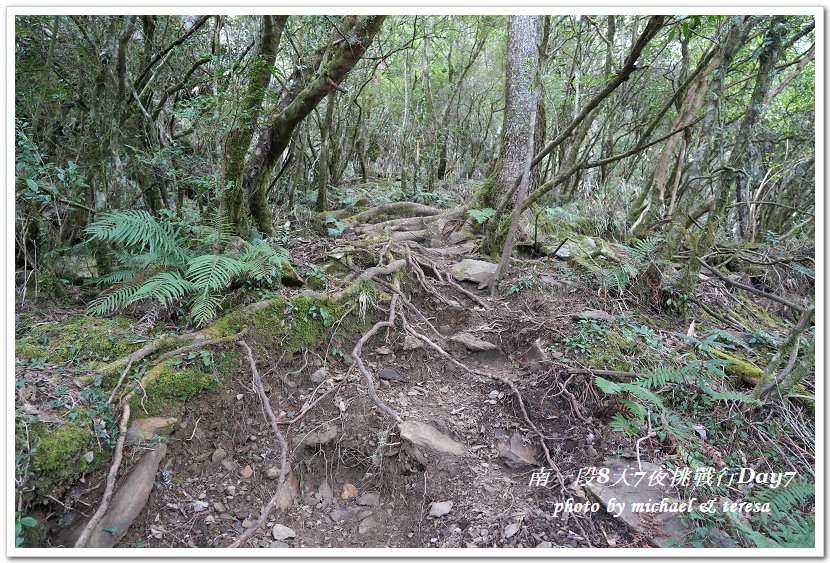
[
  {"left": 23, "top": 421, "right": 105, "bottom": 498},
  {"left": 15, "top": 316, "right": 141, "bottom": 366},
  {"left": 131, "top": 361, "right": 221, "bottom": 418},
  {"left": 711, "top": 349, "right": 764, "bottom": 386}
]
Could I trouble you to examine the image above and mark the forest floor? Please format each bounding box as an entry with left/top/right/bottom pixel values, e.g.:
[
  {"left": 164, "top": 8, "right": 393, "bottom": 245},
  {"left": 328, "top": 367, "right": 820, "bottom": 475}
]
[{"left": 15, "top": 182, "right": 815, "bottom": 550}]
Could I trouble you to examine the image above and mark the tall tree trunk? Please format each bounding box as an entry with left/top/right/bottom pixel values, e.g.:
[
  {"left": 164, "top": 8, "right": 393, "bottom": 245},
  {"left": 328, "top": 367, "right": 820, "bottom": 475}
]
[
  {"left": 481, "top": 15, "right": 542, "bottom": 255},
  {"left": 241, "top": 15, "right": 386, "bottom": 236},
  {"left": 676, "top": 17, "right": 784, "bottom": 307},
  {"left": 221, "top": 15, "right": 287, "bottom": 237}
]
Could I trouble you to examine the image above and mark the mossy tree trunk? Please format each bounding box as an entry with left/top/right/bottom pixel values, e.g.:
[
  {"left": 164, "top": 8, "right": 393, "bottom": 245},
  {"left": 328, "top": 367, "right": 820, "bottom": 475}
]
[
  {"left": 221, "top": 15, "right": 287, "bottom": 238},
  {"left": 676, "top": 17, "right": 783, "bottom": 302},
  {"left": 238, "top": 15, "right": 386, "bottom": 237}
]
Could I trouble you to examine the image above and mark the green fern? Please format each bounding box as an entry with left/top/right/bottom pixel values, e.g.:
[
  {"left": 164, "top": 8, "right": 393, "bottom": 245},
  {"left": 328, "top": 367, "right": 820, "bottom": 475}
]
[
  {"left": 84, "top": 210, "right": 294, "bottom": 326},
  {"left": 125, "top": 272, "right": 194, "bottom": 308},
  {"left": 85, "top": 210, "right": 187, "bottom": 263},
  {"left": 640, "top": 364, "right": 691, "bottom": 389}
]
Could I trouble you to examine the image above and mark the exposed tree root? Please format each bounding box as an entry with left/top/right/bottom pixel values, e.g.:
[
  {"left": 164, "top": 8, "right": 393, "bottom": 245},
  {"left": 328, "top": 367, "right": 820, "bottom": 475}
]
[
  {"left": 351, "top": 291, "right": 403, "bottom": 422},
  {"left": 398, "top": 311, "right": 566, "bottom": 492},
  {"left": 73, "top": 404, "right": 131, "bottom": 548},
  {"left": 228, "top": 340, "right": 290, "bottom": 548}
]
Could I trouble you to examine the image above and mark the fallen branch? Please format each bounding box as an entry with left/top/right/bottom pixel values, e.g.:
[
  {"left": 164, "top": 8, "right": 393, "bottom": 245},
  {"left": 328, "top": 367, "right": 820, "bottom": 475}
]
[
  {"left": 227, "top": 340, "right": 290, "bottom": 548},
  {"left": 697, "top": 258, "right": 807, "bottom": 314}
]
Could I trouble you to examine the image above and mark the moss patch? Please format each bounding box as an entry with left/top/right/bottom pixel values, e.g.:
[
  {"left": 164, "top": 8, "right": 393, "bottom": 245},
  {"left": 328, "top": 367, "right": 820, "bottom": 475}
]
[
  {"left": 23, "top": 422, "right": 105, "bottom": 498},
  {"left": 711, "top": 349, "right": 764, "bottom": 386},
  {"left": 131, "top": 361, "right": 221, "bottom": 418},
  {"left": 15, "top": 316, "right": 141, "bottom": 366}
]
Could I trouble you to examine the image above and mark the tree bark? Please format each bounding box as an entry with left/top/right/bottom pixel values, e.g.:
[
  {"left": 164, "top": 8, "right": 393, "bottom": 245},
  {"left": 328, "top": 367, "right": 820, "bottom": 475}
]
[{"left": 242, "top": 15, "right": 386, "bottom": 236}]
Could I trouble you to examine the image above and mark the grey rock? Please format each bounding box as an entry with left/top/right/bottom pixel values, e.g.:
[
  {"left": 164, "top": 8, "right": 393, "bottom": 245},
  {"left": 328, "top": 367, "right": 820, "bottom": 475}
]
[
  {"left": 449, "top": 332, "right": 498, "bottom": 352},
  {"left": 330, "top": 507, "right": 352, "bottom": 522},
  {"left": 268, "top": 541, "right": 291, "bottom": 548},
  {"left": 398, "top": 420, "right": 468, "bottom": 456},
  {"left": 271, "top": 524, "right": 296, "bottom": 541},
  {"left": 403, "top": 335, "right": 424, "bottom": 350},
  {"left": 310, "top": 367, "right": 328, "bottom": 385},
  {"left": 496, "top": 432, "right": 540, "bottom": 468},
  {"left": 378, "top": 367, "right": 407, "bottom": 382},
  {"left": 52, "top": 255, "right": 99, "bottom": 283},
  {"left": 572, "top": 309, "right": 615, "bottom": 322},
  {"left": 358, "top": 516, "right": 379, "bottom": 534},
  {"left": 318, "top": 480, "right": 333, "bottom": 510},
  {"left": 428, "top": 501, "right": 453, "bottom": 517},
  {"left": 298, "top": 423, "right": 338, "bottom": 447},
  {"left": 586, "top": 457, "right": 690, "bottom": 548},
  {"left": 192, "top": 501, "right": 209, "bottom": 513},
  {"left": 356, "top": 492, "right": 380, "bottom": 507},
  {"left": 450, "top": 259, "right": 497, "bottom": 287}
]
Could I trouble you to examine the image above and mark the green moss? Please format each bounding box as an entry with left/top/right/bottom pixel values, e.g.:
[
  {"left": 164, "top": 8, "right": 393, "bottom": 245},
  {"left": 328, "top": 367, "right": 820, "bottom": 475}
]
[
  {"left": 711, "top": 349, "right": 764, "bottom": 386},
  {"left": 131, "top": 361, "right": 220, "bottom": 418},
  {"left": 15, "top": 316, "right": 140, "bottom": 366},
  {"left": 25, "top": 422, "right": 104, "bottom": 497}
]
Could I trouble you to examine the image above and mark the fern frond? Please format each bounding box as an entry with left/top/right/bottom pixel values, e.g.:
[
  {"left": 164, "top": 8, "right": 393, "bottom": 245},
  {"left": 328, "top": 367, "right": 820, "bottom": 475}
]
[
  {"left": 185, "top": 254, "right": 247, "bottom": 292},
  {"left": 125, "top": 272, "right": 194, "bottom": 308},
  {"left": 754, "top": 480, "right": 814, "bottom": 514},
  {"left": 642, "top": 364, "right": 690, "bottom": 389},
  {"left": 85, "top": 210, "right": 187, "bottom": 264},
  {"left": 86, "top": 282, "right": 142, "bottom": 315},
  {"left": 630, "top": 237, "right": 660, "bottom": 262},
  {"left": 85, "top": 269, "right": 135, "bottom": 286},
  {"left": 190, "top": 290, "right": 222, "bottom": 326}
]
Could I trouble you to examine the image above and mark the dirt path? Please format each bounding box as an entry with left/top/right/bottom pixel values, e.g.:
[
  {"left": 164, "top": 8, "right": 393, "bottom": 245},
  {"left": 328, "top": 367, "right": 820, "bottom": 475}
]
[{"left": 107, "top": 250, "right": 639, "bottom": 549}]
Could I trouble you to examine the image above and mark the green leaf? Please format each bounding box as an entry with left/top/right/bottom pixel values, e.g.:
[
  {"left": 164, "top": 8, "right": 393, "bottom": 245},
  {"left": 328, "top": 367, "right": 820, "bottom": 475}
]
[
  {"left": 19, "top": 517, "right": 37, "bottom": 528},
  {"left": 104, "top": 527, "right": 118, "bottom": 535}
]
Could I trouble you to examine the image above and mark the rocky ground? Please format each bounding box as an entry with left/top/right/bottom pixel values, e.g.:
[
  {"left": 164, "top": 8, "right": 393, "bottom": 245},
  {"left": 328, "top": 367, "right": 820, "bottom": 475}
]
[{"left": 16, "top": 208, "right": 814, "bottom": 551}]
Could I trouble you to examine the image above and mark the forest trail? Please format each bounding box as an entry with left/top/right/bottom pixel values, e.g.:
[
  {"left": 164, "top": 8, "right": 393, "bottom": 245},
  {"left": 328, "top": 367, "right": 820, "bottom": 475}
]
[
  {"left": 53, "top": 241, "right": 624, "bottom": 549},
  {"left": 14, "top": 12, "right": 816, "bottom": 552}
]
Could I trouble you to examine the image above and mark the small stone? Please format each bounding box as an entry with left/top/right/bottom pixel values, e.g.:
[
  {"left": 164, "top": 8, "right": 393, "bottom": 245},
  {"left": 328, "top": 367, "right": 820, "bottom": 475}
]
[
  {"left": 330, "top": 507, "right": 351, "bottom": 522},
  {"left": 356, "top": 492, "right": 380, "bottom": 507},
  {"left": 266, "top": 466, "right": 281, "bottom": 480},
  {"left": 449, "top": 332, "right": 498, "bottom": 352},
  {"left": 536, "top": 541, "right": 553, "bottom": 548},
  {"left": 358, "top": 516, "right": 378, "bottom": 534},
  {"left": 204, "top": 515, "right": 215, "bottom": 525},
  {"left": 268, "top": 541, "right": 290, "bottom": 548},
  {"left": 272, "top": 524, "right": 296, "bottom": 541},
  {"left": 240, "top": 465, "right": 254, "bottom": 479},
  {"left": 211, "top": 447, "right": 226, "bottom": 463},
  {"left": 357, "top": 510, "right": 374, "bottom": 519},
  {"left": 84, "top": 451, "right": 94, "bottom": 463},
  {"left": 375, "top": 346, "right": 393, "bottom": 355},
  {"left": 572, "top": 309, "right": 614, "bottom": 322},
  {"left": 428, "top": 501, "right": 453, "bottom": 517},
  {"left": 378, "top": 367, "right": 408, "bottom": 382},
  {"left": 341, "top": 483, "right": 358, "bottom": 499},
  {"left": 403, "top": 335, "right": 423, "bottom": 350},
  {"left": 192, "top": 501, "right": 209, "bottom": 513},
  {"left": 226, "top": 485, "right": 237, "bottom": 496},
  {"left": 242, "top": 518, "right": 254, "bottom": 529},
  {"left": 310, "top": 367, "right": 328, "bottom": 384},
  {"left": 488, "top": 390, "right": 499, "bottom": 399},
  {"left": 213, "top": 502, "right": 226, "bottom": 512},
  {"left": 236, "top": 394, "right": 244, "bottom": 400}
]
